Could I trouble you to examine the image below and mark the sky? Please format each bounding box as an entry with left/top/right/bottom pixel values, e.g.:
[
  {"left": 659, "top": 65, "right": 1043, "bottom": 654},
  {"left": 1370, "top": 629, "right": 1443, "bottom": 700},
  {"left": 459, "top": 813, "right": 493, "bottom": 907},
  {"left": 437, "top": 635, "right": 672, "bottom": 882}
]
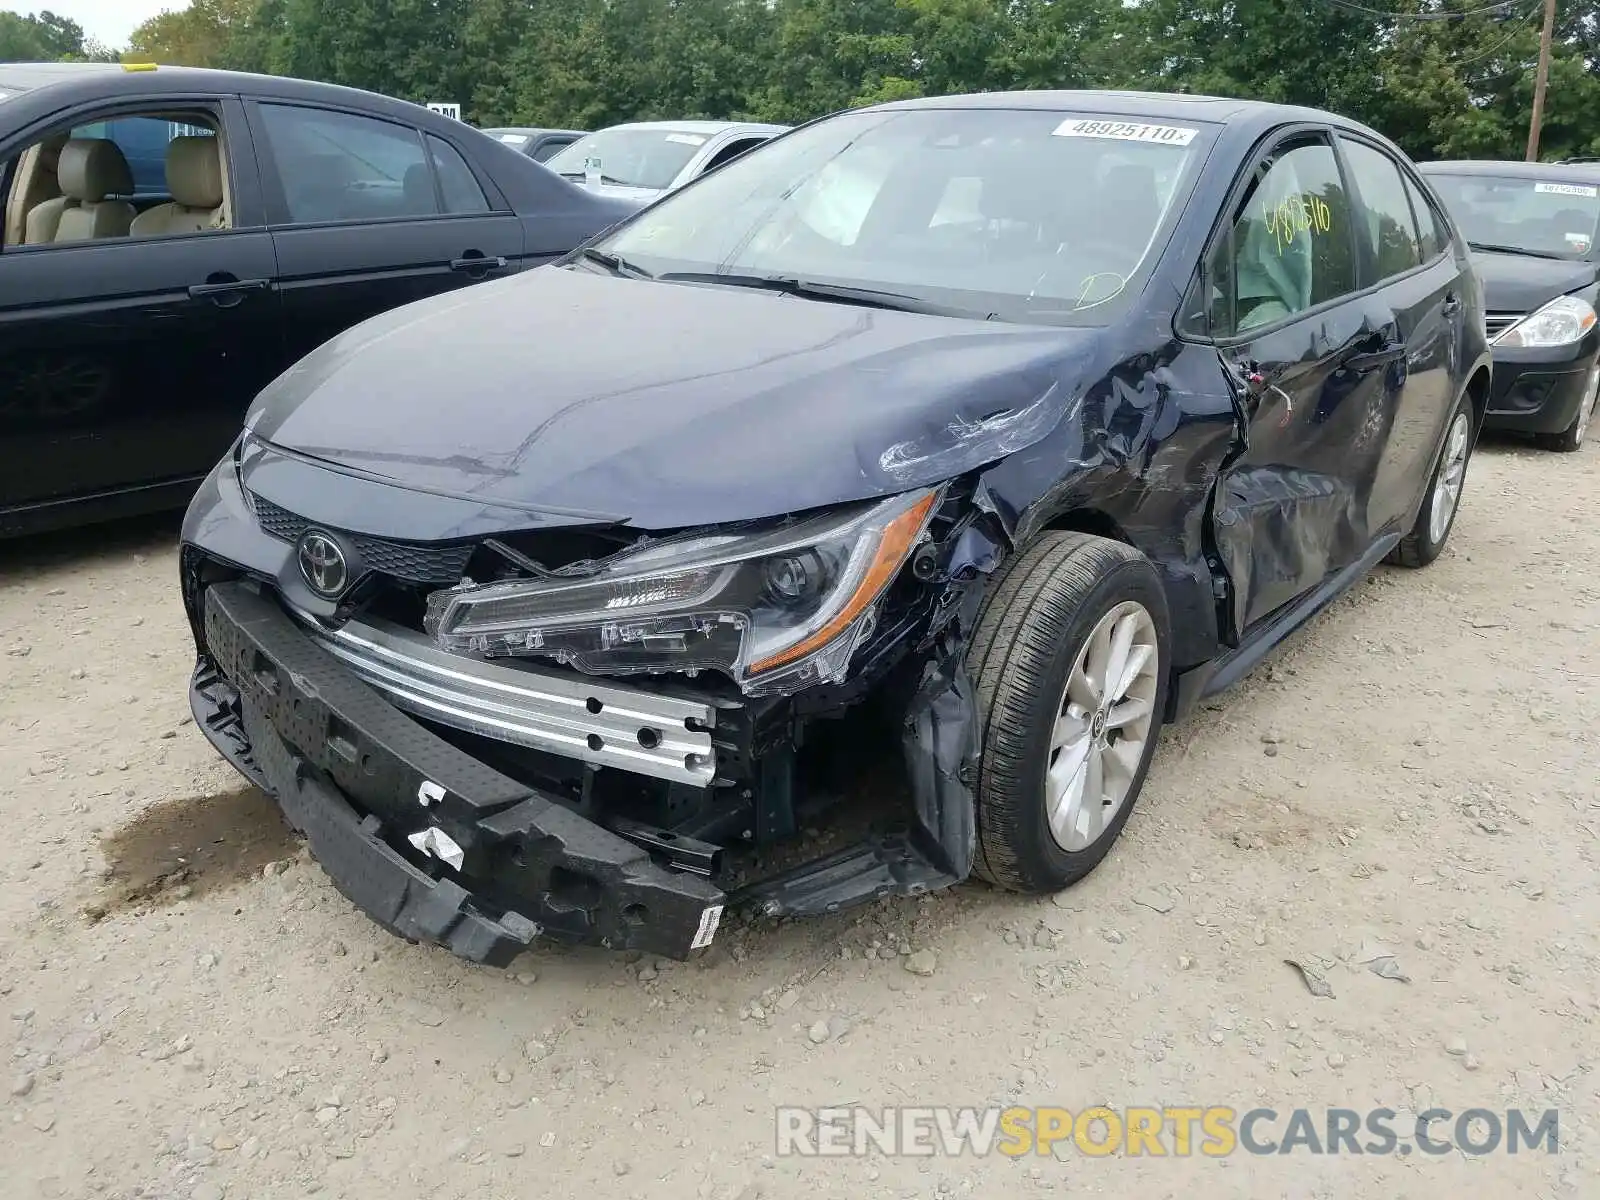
[{"left": 4, "top": 1, "right": 191, "bottom": 50}]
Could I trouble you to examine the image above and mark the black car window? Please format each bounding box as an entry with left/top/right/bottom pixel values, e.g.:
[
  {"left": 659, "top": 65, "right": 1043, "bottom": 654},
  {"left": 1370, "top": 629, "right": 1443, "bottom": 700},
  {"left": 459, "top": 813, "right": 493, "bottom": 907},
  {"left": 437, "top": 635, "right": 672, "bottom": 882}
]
[
  {"left": 701, "top": 136, "right": 769, "bottom": 175},
  {"left": 1341, "top": 139, "right": 1423, "bottom": 282},
  {"left": 427, "top": 135, "right": 491, "bottom": 214},
  {"left": 532, "top": 138, "right": 574, "bottom": 163},
  {"left": 1206, "top": 134, "right": 1356, "bottom": 338},
  {"left": 257, "top": 104, "right": 437, "bottom": 225},
  {"left": 1404, "top": 175, "right": 1452, "bottom": 261}
]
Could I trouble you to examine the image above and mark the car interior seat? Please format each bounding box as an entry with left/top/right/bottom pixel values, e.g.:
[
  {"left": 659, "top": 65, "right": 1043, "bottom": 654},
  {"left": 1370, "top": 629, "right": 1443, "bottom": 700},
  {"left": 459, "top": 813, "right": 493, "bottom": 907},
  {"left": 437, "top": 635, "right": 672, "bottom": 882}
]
[
  {"left": 130, "top": 136, "right": 227, "bottom": 237},
  {"left": 50, "top": 138, "right": 136, "bottom": 242},
  {"left": 19, "top": 134, "right": 75, "bottom": 245}
]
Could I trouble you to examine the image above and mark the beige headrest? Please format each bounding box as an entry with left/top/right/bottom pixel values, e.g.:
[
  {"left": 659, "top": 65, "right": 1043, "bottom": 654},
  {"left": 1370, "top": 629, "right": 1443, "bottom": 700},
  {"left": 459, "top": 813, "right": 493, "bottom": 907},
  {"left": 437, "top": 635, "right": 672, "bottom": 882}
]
[
  {"left": 167, "top": 136, "right": 223, "bottom": 209},
  {"left": 57, "top": 138, "right": 133, "bottom": 202}
]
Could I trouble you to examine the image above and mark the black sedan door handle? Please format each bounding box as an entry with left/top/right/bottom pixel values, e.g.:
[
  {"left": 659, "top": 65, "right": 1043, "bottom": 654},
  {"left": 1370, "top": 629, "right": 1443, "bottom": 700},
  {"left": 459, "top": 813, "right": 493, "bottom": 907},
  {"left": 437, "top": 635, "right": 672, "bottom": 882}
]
[
  {"left": 189, "top": 276, "right": 270, "bottom": 307},
  {"left": 1347, "top": 343, "right": 1407, "bottom": 371},
  {"left": 450, "top": 254, "right": 509, "bottom": 274},
  {"left": 1442, "top": 292, "right": 1462, "bottom": 315}
]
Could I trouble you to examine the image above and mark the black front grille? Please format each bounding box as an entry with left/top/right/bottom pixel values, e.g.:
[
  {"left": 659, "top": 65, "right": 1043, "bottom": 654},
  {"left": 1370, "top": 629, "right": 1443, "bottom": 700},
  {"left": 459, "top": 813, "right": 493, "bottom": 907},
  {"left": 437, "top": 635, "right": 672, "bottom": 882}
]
[
  {"left": 1485, "top": 311, "right": 1523, "bottom": 340},
  {"left": 249, "top": 493, "right": 474, "bottom": 584}
]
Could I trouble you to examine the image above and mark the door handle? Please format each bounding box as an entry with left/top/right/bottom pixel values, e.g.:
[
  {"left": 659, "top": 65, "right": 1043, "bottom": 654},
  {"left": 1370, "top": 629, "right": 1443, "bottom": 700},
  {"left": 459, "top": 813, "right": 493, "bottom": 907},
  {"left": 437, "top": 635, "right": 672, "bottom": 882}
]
[
  {"left": 450, "top": 254, "right": 509, "bottom": 274},
  {"left": 1346, "top": 343, "right": 1407, "bottom": 371},
  {"left": 1442, "top": 292, "right": 1462, "bottom": 315},
  {"left": 189, "top": 277, "right": 270, "bottom": 307}
]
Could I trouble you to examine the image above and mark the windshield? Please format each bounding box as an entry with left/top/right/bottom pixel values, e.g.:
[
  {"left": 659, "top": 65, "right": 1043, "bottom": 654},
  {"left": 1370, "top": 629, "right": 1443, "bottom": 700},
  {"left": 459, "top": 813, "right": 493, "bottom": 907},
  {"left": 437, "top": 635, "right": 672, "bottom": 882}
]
[
  {"left": 593, "top": 108, "right": 1211, "bottom": 326},
  {"left": 1426, "top": 172, "right": 1600, "bottom": 259},
  {"left": 545, "top": 128, "right": 709, "bottom": 189}
]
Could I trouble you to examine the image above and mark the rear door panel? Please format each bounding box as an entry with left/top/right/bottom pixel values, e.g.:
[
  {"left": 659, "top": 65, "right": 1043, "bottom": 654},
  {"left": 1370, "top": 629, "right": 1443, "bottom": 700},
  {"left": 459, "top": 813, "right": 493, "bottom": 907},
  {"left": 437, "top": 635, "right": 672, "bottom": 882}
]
[{"left": 246, "top": 99, "right": 524, "bottom": 371}]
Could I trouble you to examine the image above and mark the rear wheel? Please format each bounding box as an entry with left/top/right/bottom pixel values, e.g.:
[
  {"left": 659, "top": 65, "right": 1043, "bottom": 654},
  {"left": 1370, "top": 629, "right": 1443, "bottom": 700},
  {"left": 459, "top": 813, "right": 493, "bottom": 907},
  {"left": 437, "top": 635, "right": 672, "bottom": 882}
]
[
  {"left": 968, "top": 532, "right": 1171, "bottom": 893},
  {"left": 1388, "top": 393, "right": 1474, "bottom": 569},
  {"left": 1537, "top": 362, "right": 1598, "bottom": 452}
]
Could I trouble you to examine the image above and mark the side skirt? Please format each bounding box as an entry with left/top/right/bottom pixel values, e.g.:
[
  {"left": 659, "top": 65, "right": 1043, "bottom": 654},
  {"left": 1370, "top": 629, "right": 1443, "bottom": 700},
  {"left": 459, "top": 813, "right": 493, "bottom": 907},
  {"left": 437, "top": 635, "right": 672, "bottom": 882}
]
[{"left": 1170, "top": 531, "right": 1402, "bottom": 719}]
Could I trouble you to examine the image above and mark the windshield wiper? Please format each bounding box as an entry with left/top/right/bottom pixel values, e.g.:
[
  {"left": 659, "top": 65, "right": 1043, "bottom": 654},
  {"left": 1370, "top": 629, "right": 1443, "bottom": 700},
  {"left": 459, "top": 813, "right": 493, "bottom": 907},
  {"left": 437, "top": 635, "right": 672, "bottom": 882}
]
[
  {"left": 657, "top": 272, "right": 982, "bottom": 318},
  {"left": 1468, "top": 241, "right": 1567, "bottom": 260},
  {"left": 569, "top": 247, "right": 654, "bottom": 279}
]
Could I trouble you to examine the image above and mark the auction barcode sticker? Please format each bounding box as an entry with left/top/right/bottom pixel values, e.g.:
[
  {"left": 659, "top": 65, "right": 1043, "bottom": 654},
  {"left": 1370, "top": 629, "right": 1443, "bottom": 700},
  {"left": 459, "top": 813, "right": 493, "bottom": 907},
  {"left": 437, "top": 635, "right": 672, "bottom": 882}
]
[
  {"left": 1534, "top": 181, "right": 1599, "bottom": 197},
  {"left": 1053, "top": 119, "right": 1197, "bottom": 146}
]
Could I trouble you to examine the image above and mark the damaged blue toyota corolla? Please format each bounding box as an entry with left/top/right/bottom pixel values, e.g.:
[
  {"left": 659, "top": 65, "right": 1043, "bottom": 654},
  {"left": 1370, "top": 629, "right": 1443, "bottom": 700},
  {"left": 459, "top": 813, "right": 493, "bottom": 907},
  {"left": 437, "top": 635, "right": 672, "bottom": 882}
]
[{"left": 179, "top": 91, "right": 1491, "bottom": 964}]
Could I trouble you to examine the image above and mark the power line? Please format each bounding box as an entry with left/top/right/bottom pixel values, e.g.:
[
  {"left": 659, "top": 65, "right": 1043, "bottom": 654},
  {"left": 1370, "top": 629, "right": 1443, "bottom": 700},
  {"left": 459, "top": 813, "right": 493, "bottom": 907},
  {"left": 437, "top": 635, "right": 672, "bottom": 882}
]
[
  {"left": 1318, "top": 0, "right": 1532, "bottom": 21},
  {"left": 1449, "top": 4, "right": 1542, "bottom": 67}
]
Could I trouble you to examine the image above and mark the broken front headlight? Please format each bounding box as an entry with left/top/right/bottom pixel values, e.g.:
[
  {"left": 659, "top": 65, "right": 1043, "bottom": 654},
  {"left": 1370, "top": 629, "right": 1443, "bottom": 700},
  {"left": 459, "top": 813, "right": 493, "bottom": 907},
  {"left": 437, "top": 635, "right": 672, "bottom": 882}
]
[{"left": 423, "top": 489, "right": 940, "bottom": 697}]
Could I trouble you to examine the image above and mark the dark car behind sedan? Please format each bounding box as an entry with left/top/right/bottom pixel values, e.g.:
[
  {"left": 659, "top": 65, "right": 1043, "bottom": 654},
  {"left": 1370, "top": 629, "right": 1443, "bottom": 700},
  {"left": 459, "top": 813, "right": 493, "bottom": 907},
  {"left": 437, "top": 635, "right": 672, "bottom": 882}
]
[
  {"left": 478, "top": 126, "right": 588, "bottom": 163},
  {"left": 0, "top": 63, "right": 636, "bottom": 537},
  {"left": 1420, "top": 159, "right": 1600, "bottom": 451},
  {"left": 182, "top": 90, "right": 1489, "bottom": 965}
]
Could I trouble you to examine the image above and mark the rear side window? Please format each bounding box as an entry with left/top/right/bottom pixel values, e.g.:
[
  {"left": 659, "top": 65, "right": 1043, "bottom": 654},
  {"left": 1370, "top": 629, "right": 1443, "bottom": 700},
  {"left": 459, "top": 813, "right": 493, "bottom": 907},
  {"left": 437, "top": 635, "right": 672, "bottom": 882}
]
[
  {"left": 1405, "top": 175, "right": 1452, "bottom": 261},
  {"left": 1205, "top": 135, "right": 1357, "bottom": 337},
  {"left": 257, "top": 104, "right": 436, "bottom": 225},
  {"left": 427, "top": 135, "right": 491, "bottom": 214},
  {"left": 1341, "top": 138, "right": 1423, "bottom": 281}
]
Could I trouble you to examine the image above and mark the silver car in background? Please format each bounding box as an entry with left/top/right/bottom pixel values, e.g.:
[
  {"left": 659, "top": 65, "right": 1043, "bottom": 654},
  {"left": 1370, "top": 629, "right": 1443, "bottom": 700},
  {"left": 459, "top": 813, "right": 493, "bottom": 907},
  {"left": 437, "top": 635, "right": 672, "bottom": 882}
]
[{"left": 543, "top": 119, "right": 789, "bottom": 201}]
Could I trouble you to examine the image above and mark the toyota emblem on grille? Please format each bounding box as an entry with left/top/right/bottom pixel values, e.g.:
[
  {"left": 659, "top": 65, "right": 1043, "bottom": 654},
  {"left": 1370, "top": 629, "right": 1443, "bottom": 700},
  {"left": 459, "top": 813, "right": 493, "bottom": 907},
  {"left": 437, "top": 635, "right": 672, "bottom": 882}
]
[{"left": 297, "top": 530, "right": 348, "bottom": 596}]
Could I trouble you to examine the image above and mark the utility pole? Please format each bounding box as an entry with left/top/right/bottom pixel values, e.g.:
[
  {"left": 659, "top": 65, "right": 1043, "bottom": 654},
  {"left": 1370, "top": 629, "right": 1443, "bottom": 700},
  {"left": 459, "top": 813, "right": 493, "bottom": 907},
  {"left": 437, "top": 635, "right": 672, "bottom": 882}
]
[{"left": 1526, "top": 0, "right": 1558, "bottom": 161}]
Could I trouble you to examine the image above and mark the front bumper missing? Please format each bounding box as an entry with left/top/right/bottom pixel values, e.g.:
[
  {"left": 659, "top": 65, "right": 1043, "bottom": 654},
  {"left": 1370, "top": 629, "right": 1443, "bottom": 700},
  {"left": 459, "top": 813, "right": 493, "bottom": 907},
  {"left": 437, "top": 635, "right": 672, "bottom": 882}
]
[
  {"left": 293, "top": 611, "right": 719, "bottom": 788},
  {"left": 193, "top": 581, "right": 725, "bottom": 964}
]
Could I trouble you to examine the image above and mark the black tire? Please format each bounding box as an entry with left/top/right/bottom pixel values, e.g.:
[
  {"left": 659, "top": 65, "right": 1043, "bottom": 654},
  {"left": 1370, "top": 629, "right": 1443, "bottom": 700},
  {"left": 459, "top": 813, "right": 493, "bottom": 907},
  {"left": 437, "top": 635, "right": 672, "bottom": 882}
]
[
  {"left": 1536, "top": 371, "right": 1598, "bottom": 452},
  {"left": 968, "top": 531, "right": 1171, "bottom": 893},
  {"left": 1388, "top": 392, "right": 1475, "bottom": 569}
]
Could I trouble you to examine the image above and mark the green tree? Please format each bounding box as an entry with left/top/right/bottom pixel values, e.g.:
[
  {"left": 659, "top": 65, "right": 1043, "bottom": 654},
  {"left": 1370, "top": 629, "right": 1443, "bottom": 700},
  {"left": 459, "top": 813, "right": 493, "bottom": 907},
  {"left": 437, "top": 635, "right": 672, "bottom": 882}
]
[{"left": 1, "top": 8, "right": 98, "bottom": 61}]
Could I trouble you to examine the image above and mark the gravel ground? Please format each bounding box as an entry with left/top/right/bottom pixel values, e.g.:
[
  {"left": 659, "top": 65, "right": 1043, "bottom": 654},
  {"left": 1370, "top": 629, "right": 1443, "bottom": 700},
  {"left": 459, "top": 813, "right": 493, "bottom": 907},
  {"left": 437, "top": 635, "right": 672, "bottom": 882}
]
[{"left": 1, "top": 436, "right": 1596, "bottom": 1200}]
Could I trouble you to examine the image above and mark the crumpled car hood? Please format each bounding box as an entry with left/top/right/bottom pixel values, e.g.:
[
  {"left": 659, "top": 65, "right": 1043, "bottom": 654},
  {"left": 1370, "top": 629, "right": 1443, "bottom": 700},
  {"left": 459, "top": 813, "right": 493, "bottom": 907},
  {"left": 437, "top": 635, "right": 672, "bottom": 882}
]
[{"left": 246, "top": 266, "right": 1102, "bottom": 530}]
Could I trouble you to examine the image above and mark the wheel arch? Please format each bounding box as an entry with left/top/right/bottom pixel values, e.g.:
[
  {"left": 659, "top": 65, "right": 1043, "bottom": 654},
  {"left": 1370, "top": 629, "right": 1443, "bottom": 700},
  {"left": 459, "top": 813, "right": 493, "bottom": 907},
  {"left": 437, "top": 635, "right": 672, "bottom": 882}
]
[{"left": 1465, "top": 363, "right": 1491, "bottom": 433}]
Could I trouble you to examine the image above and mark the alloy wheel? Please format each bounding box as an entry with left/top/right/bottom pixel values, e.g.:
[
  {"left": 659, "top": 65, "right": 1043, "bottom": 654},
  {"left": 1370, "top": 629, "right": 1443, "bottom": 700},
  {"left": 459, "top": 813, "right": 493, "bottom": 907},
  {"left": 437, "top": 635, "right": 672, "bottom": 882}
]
[
  {"left": 1044, "top": 601, "right": 1161, "bottom": 852},
  {"left": 1428, "top": 411, "right": 1471, "bottom": 546}
]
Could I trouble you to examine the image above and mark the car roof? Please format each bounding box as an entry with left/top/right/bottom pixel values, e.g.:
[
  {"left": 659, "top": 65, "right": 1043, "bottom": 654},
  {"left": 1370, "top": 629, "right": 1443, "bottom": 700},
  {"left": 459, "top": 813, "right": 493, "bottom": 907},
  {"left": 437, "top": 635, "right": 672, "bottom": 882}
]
[
  {"left": 1419, "top": 158, "right": 1600, "bottom": 180},
  {"left": 868, "top": 88, "right": 1381, "bottom": 135},
  {"left": 0, "top": 61, "right": 447, "bottom": 123},
  {"left": 598, "top": 119, "right": 790, "bottom": 136}
]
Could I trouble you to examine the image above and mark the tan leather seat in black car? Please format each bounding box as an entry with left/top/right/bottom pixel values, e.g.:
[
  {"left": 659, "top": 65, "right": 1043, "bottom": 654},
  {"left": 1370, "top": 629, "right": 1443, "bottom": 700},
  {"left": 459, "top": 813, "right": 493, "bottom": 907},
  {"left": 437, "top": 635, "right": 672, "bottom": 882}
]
[
  {"left": 131, "top": 136, "right": 226, "bottom": 236},
  {"left": 49, "top": 138, "right": 136, "bottom": 242}
]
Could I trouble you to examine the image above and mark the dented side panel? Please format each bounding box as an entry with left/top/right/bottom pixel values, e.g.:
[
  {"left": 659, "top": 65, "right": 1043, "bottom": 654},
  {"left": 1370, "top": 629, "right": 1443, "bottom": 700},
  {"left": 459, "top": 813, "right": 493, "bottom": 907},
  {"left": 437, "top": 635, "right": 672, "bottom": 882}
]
[{"left": 970, "top": 339, "right": 1239, "bottom": 671}]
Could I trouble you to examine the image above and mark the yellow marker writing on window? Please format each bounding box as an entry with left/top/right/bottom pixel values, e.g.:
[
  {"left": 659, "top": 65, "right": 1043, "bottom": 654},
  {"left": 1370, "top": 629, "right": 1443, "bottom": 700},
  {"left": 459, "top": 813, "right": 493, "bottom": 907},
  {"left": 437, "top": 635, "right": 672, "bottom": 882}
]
[{"left": 1266, "top": 193, "right": 1333, "bottom": 254}]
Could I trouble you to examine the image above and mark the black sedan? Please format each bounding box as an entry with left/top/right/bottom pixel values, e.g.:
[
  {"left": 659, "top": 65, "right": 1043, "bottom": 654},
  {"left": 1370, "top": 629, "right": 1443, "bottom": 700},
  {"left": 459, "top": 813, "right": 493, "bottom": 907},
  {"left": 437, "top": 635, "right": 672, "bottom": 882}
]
[
  {"left": 0, "top": 63, "right": 635, "bottom": 537},
  {"left": 181, "top": 91, "right": 1491, "bottom": 964},
  {"left": 1421, "top": 159, "right": 1600, "bottom": 451}
]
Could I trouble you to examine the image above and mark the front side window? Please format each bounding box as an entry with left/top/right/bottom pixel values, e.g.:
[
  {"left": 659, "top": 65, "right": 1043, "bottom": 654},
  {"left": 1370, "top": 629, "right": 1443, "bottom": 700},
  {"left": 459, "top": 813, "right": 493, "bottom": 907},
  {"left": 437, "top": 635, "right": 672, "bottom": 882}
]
[
  {"left": 1425, "top": 171, "right": 1600, "bottom": 259},
  {"left": 3, "top": 108, "right": 232, "bottom": 249},
  {"left": 594, "top": 108, "right": 1213, "bottom": 326},
  {"left": 1205, "top": 136, "right": 1356, "bottom": 337},
  {"left": 1341, "top": 139, "right": 1422, "bottom": 282},
  {"left": 546, "top": 127, "right": 711, "bottom": 190},
  {"left": 257, "top": 104, "right": 435, "bottom": 224}
]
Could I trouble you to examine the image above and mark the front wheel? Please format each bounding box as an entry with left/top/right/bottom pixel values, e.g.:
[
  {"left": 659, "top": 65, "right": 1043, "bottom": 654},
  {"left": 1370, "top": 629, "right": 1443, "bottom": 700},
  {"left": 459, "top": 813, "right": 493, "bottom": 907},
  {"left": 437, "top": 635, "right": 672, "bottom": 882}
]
[
  {"left": 1388, "top": 393, "right": 1474, "bottom": 569},
  {"left": 968, "top": 532, "right": 1171, "bottom": 893},
  {"left": 1537, "top": 362, "right": 1598, "bottom": 452}
]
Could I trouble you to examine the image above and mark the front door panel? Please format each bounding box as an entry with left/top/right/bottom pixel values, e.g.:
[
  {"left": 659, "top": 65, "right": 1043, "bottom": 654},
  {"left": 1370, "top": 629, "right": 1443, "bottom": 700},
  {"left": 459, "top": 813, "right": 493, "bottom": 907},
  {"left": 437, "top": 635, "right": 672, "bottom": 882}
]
[{"left": 1213, "top": 304, "right": 1396, "bottom": 634}]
